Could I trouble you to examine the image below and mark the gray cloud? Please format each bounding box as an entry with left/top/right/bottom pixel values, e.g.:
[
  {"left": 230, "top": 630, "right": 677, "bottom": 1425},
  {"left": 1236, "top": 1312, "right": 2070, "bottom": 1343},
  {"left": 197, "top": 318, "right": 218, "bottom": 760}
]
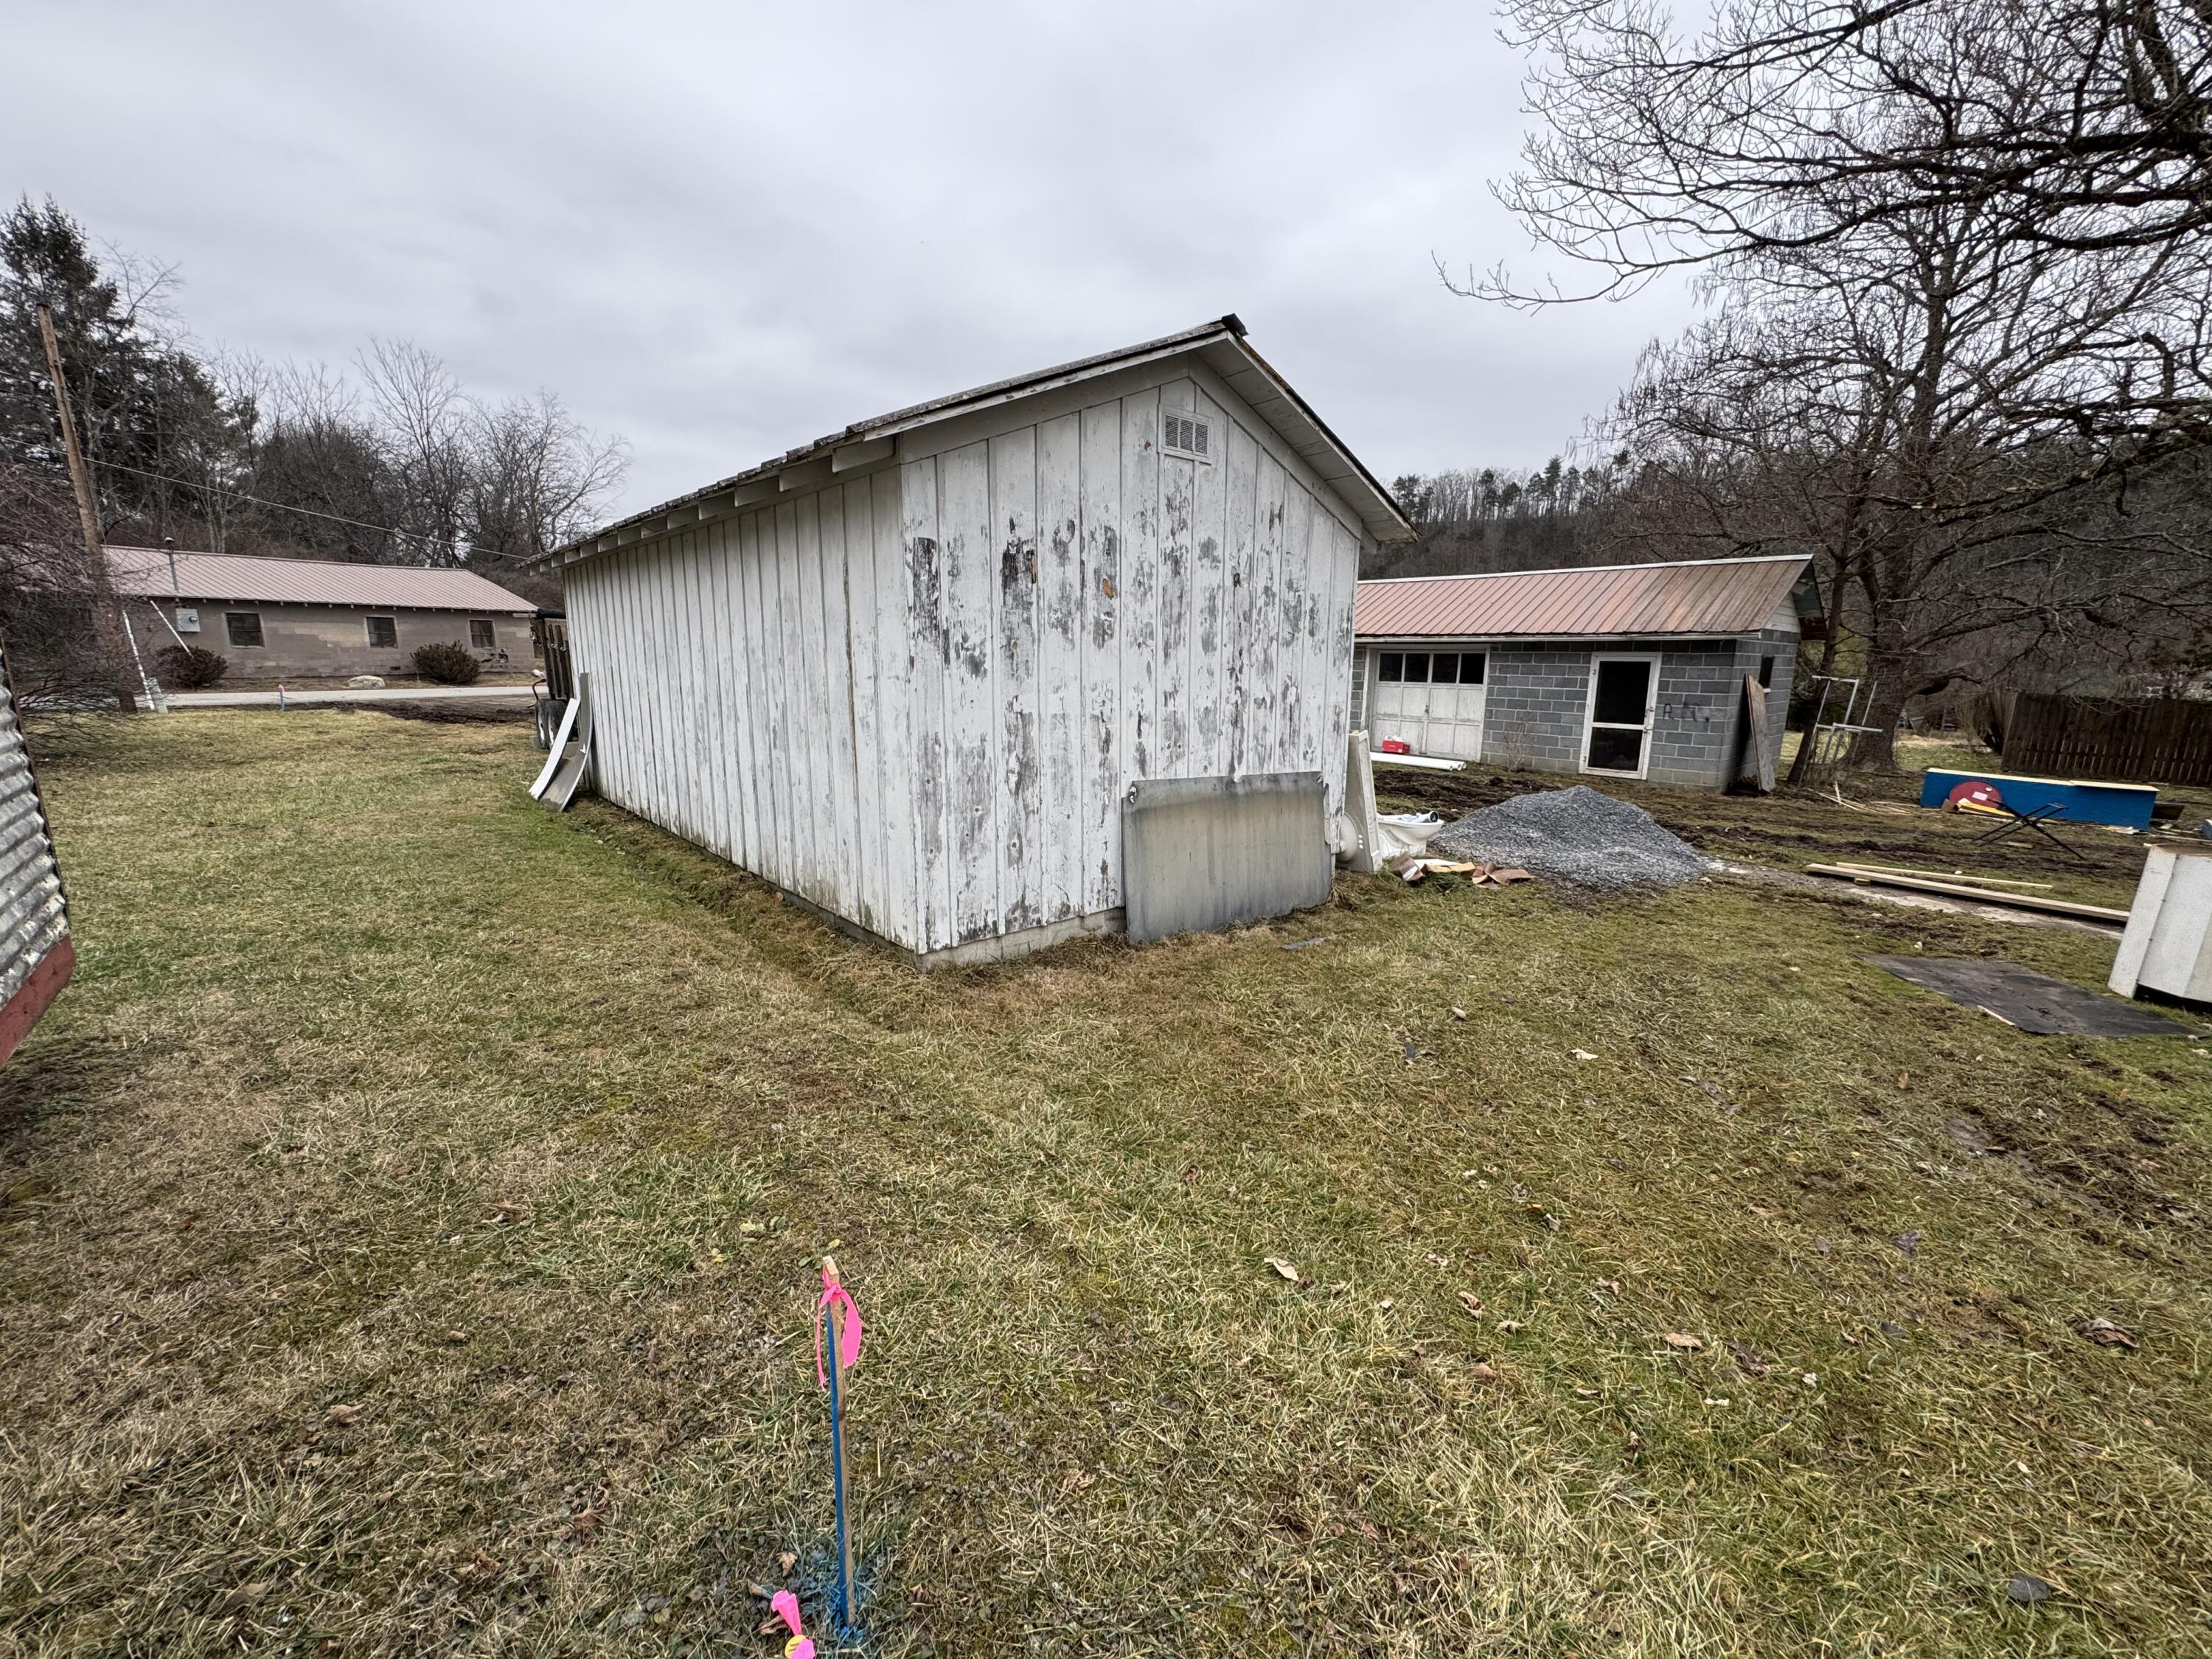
[{"left": 15, "top": 1, "right": 1695, "bottom": 516}]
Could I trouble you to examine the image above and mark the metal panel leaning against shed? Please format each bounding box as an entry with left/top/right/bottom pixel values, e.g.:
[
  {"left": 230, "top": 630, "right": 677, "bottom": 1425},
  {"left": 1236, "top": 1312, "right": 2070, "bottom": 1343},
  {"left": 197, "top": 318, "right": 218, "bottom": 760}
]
[
  {"left": 1123, "top": 773, "right": 1333, "bottom": 943},
  {"left": 537, "top": 318, "right": 1414, "bottom": 966},
  {"left": 0, "top": 644, "right": 74, "bottom": 1065}
]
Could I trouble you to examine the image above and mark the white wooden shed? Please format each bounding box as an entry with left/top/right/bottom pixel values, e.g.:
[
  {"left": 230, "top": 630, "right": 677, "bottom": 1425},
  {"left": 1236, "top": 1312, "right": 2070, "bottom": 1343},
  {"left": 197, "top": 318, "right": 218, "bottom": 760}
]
[{"left": 540, "top": 317, "right": 1415, "bottom": 965}]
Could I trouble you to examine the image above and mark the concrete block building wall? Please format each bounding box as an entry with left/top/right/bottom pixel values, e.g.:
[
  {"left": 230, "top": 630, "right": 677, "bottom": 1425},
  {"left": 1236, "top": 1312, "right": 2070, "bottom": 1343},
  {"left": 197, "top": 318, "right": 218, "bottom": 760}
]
[
  {"left": 159, "top": 600, "right": 533, "bottom": 680},
  {"left": 1395, "top": 635, "right": 1796, "bottom": 789}
]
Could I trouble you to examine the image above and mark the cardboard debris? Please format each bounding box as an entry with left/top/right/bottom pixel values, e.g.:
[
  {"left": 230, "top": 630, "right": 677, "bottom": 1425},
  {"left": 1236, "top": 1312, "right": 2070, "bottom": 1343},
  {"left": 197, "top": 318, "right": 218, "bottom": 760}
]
[{"left": 1388, "top": 854, "right": 1537, "bottom": 887}]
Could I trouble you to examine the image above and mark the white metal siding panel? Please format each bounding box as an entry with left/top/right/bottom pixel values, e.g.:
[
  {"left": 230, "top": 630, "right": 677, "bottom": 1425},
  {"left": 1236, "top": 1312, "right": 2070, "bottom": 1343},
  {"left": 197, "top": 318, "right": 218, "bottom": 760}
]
[
  {"left": 940, "top": 442, "right": 996, "bottom": 945},
  {"left": 1159, "top": 380, "right": 1196, "bottom": 776}
]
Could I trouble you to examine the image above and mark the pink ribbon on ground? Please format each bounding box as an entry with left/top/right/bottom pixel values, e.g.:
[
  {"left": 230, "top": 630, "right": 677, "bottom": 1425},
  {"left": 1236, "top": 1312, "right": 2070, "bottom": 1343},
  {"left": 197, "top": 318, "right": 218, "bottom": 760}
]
[
  {"left": 770, "top": 1589, "right": 813, "bottom": 1659},
  {"left": 813, "top": 1275, "right": 863, "bottom": 1388}
]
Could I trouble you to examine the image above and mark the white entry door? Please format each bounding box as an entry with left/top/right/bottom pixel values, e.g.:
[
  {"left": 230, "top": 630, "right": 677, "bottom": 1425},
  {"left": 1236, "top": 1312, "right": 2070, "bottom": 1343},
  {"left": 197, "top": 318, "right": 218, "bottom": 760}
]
[{"left": 1374, "top": 649, "right": 1488, "bottom": 760}]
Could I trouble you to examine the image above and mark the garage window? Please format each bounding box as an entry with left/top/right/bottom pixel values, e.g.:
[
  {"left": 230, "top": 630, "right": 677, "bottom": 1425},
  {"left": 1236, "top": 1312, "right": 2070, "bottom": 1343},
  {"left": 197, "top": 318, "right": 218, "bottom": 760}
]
[
  {"left": 225, "top": 611, "right": 263, "bottom": 647},
  {"left": 469, "top": 619, "right": 495, "bottom": 650},
  {"left": 1378, "top": 651, "right": 1405, "bottom": 683},
  {"left": 366, "top": 616, "right": 398, "bottom": 648}
]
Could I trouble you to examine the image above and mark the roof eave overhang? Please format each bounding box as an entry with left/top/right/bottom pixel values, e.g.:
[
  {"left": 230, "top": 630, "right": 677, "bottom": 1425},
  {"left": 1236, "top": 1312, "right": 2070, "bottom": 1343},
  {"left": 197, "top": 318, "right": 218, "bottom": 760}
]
[{"left": 540, "top": 317, "right": 1415, "bottom": 572}]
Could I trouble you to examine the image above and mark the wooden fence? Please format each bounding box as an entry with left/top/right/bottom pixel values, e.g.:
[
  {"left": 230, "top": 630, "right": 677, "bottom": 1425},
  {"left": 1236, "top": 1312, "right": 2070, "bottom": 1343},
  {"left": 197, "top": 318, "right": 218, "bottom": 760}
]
[{"left": 2003, "top": 692, "right": 2212, "bottom": 787}]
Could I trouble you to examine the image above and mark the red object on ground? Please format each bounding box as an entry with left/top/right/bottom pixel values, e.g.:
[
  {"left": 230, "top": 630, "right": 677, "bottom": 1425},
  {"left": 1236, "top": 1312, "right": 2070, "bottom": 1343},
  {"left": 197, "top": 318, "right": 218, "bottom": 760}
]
[
  {"left": 1380, "top": 737, "right": 1412, "bottom": 754},
  {"left": 1944, "top": 778, "right": 2004, "bottom": 813}
]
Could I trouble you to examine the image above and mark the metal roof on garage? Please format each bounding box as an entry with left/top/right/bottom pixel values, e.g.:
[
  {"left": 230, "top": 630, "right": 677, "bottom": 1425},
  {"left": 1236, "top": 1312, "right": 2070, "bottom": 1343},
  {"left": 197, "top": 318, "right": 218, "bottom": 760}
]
[
  {"left": 105, "top": 546, "right": 535, "bottom": 612},
  {"left": 1355, "top": 554, "right": 1821, "bottom": 641}
]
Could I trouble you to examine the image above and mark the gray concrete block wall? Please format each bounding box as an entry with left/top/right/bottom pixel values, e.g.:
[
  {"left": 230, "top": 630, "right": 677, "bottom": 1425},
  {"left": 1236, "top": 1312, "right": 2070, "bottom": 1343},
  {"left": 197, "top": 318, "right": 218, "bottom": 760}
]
[
  {"left": 160, "top": 599, "right": 534, "bottom": 680},
  {"left": 1481, "top": 644, "right": 1594, "bottom": 773}
]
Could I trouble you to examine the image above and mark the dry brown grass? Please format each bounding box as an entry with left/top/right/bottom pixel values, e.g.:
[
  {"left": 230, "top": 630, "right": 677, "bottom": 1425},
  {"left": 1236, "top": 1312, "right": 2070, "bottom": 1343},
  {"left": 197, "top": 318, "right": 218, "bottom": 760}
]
[{"left": 1, "top": 712, "right": 2208, "bottom": 1656}]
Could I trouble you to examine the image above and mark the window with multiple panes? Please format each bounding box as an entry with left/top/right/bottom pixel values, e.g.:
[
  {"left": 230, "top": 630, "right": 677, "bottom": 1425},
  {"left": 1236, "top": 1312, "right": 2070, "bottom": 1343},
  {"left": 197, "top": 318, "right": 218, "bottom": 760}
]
[
  {"left": 366, "top": 615, "right": 399, "bottom": 648},
  {"left": 1376, "top": 649, "right": 1484, "bottom": 686},
  {"left": 1161, "top": 411, "right": 1212, "bottom": 461},
  {"left": 469, "top": 619, "right": 495, "bottom": 650},
  {"left": 224, "top": 611, "right": 264, "bottom": 647}
]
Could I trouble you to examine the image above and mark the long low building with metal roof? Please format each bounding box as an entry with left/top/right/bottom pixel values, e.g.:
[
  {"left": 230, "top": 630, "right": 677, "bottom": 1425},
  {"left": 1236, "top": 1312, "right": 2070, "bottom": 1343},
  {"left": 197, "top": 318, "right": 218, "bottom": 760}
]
[
  {"left": 1352, "top": 554, "right": 1824, "bottom": 790},
  {"left": 107, "top": 546, "right": 537, "bottom": 680}
]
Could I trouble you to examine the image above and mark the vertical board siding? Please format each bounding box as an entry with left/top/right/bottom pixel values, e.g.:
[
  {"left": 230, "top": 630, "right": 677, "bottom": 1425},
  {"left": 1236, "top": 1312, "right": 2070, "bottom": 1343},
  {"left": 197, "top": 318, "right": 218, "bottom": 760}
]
[
  {"left": 571, "top": 370, "right": 1368, "bottom": 957},
  {"left": 903, "top": 458, "right": 954, "bottom": 950},
  {"left": 990, "top": 428, "right": 1043, "bottom": 934},
  {"left": 1036, "top": 413, "right": 1083, "bottom": 925},
  {"left": 1077, "top": 403, "right": 1123, "bottom": 916},
  {"left": 873, "top": 467, "right": 918, "bottom": 942},
  {"left": 939, "top": 442, "right": 998, "bottom": 944}
]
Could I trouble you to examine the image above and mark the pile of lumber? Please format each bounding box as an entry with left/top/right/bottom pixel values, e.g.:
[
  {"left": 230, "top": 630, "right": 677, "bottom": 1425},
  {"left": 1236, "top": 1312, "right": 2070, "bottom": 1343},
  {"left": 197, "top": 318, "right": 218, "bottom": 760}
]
[{"left": 1805, "top": 861, "right": 2127, "bottom": 922}]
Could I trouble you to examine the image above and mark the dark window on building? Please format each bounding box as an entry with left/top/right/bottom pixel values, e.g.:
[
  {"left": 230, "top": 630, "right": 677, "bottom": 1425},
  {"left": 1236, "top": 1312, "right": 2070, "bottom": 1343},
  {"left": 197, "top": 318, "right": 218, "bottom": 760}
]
[
  {"left": 366, "top": 616, "right": 398, "bottom": 648},
  {"left": 1758, "top": 655, "right": 1775, "bottom": 688},
  {"left": 1404, "top": 652, "right": 1430, "bottom": 684},
  {"left": 1591, "top": 658, "right": 1652, "bottom": 726},
  {"left": 1378, "top": 651, "right": 1404, "bottom": 683},
  {"left": 469, "top": 619, "right": 496, "bottom": 650},
  {"left": 225, "top": 611, "right": 263, "bottom": 647},
  {"left": 1462, "top": 652, "right": 1486, "bottom": 685},
  {"left": 1432, "top": 652, "right": 1459, "bottom": 685}
]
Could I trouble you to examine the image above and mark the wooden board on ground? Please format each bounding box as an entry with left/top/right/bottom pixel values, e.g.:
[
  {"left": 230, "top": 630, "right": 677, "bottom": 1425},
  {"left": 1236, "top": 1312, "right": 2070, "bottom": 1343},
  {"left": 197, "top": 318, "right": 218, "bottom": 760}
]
[
  {"left": 1865, "top": 956, "right": 2193, "bottom": 1037},
  {"left": 1806, "top": 863, "right": 2128, "bottom": 922}
]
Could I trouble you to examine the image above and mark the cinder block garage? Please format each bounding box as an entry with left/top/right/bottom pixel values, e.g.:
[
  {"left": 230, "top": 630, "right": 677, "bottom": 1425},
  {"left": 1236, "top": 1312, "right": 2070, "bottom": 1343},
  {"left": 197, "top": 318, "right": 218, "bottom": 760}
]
[{"left": 1351, "top": 555, "right": 1823, "bottom": 789}]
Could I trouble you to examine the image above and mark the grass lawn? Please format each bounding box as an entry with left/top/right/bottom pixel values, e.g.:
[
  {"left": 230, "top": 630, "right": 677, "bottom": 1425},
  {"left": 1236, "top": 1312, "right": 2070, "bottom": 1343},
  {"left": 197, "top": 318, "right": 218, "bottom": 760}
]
[{"left": 3, "top": 712, "right": 2209, "bottom": 1656}]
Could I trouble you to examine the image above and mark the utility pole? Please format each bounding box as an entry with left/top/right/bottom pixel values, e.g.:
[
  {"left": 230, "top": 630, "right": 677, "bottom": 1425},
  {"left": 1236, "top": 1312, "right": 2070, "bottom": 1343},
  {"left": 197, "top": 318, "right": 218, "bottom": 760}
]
[{"left": 36, "top": 303, "right": 136, "bottom": 712}]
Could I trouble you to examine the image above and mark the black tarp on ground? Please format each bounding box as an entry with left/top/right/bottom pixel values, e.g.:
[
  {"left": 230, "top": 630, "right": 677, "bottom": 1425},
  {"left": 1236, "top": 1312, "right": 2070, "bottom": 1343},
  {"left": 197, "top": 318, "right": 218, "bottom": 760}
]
[{"left": 1865, "top": 956, "right": 2197, "bottom": 1037}]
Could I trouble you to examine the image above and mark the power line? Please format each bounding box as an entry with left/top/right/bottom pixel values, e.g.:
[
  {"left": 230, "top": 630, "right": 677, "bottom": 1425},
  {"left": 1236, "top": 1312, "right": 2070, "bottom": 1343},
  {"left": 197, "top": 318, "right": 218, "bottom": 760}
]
[{"left": 92, "top": 457, "right": 456, "bottom": 552}]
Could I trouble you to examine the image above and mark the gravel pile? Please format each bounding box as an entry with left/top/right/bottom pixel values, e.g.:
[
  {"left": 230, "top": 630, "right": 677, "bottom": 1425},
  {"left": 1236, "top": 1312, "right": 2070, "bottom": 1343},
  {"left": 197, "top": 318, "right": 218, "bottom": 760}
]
[{"left": 1427, "top": 785, "right": 1710, "bottom": 889}]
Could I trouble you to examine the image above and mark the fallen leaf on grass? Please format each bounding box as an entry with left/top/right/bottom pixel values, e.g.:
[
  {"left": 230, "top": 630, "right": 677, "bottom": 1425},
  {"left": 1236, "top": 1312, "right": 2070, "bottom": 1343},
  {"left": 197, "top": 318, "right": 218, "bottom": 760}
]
[
  {"left": 1263, "top": 1256, "right": 1301, "bottom": 1283},
  {"left": 2077, "top": 1316, "right": 2138, "bottom": 1349},
  {"left": 1572, "top": 1385, "right": 1599, "bottom": 1398},
  {"left": 1456, "top": 1291, "right": 1484, "bottom": 1318},
  {"left": 1894, "top": 1228, "right": 1921, "bottom": 1256},
  {"left": 1450, "top": 1006, "right": 1467, "bottom": 1020},
  {"left": 776, "top": 1551, "right": 797, "bottom": 1574},
  {"left": 1467, "top": 1361, "right": 1500, "bottom": 1382},
  {"left": 1571, "top": 1048, "right": 1599, "bottom": 1062},
  {"left": 324, "top": 1404, "right": 361, "bottom": 1427},
  {"left": 1727, "top": 1340, "right": 1775, "bottom": 1377},
  {"left": 1662, "top": 1333, "right": 1704, "bottom": 1352},
  {"left": 444, "top": 1329, "right": 468, "bottom": 1345},
  {"left": 1495, "top": 1319, "right": 1525, "bottom": 1335}
]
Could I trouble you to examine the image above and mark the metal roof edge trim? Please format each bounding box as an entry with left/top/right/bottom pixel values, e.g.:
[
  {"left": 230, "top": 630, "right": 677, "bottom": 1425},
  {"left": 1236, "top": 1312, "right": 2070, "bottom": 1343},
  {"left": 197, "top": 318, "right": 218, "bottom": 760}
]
[
  {"left": 545, "top": 315, "right": 1412, "bottom": 567},
  {"left": 1357, "top": 552, "right": 1809, "bottom": 585}
]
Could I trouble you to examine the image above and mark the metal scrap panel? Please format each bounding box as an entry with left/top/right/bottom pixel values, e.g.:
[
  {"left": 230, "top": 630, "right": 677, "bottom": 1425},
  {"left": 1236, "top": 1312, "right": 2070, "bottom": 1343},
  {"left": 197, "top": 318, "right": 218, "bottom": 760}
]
[{"left": 1121, "top": 771, "right": 1331, "bottom": 944}]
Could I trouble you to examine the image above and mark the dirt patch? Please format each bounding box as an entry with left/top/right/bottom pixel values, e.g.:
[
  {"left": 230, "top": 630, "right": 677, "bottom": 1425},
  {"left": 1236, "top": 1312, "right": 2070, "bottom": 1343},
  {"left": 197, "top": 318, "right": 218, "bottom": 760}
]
[{"left": 352, "top": 700, "right": 536, "bottom": 726}]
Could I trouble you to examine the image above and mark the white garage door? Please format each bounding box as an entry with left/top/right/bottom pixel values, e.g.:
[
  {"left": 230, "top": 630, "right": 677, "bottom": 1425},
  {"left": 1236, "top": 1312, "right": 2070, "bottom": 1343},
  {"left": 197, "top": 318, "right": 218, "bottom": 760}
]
[{"left": 1372, "top": 650, "right": 1487, "bottom": 761}]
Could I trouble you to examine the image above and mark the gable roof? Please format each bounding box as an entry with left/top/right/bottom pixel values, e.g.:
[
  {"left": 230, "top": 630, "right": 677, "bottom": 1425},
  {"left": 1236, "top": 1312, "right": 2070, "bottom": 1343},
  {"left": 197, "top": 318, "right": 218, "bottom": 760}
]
[
  {"left": 106, "top": 546, "right": 536, "bottom": 613},
  {"left": 1355, "top": 554, "right": 1822, "bottom": 641},
  {"left": 545, "top": 316, "right": 1416, "bottom": 568}
]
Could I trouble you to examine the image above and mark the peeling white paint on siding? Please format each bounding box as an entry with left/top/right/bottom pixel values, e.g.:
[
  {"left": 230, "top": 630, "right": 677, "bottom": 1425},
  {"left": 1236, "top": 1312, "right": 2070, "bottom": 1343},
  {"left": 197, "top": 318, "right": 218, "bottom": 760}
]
[{"left": 566, "top": 371, "right": 1366, "bottom": 957}]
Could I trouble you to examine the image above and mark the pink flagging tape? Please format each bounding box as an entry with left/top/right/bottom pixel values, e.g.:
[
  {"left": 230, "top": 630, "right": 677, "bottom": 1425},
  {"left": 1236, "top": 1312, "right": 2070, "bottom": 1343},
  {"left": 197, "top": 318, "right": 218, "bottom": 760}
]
[
  {"left": 813, "top": 1278, "right": 863, "bottom": 1388},
  {"left": 771, "top": 1588, "right": 814, "bottom": 1659}
]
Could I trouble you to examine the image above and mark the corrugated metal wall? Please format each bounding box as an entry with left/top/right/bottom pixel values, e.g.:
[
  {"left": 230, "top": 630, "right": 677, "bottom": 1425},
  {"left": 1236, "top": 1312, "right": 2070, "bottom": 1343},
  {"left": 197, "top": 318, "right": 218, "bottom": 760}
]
[
  {"left": 0, "top": 663, "right": 70, "bottom": 1027},
  {"left": 567, "top": 369, "right": 1364, "bottom": 958}
]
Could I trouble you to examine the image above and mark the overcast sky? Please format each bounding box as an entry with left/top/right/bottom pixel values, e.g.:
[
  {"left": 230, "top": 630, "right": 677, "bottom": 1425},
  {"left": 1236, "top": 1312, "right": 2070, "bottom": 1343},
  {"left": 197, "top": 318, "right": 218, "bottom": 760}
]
[{"left": 13, "top": 1, "right": 1696, "bottom": 519}]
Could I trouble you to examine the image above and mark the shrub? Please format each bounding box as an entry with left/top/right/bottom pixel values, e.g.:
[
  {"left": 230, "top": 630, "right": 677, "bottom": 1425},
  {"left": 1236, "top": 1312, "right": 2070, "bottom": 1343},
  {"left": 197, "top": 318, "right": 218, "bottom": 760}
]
[
  {"left": 412, "top": 641, "right": 481, "bottom": 686},
  {"left": 156, "top": 644, "right": 227, "bottom": 689}
]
